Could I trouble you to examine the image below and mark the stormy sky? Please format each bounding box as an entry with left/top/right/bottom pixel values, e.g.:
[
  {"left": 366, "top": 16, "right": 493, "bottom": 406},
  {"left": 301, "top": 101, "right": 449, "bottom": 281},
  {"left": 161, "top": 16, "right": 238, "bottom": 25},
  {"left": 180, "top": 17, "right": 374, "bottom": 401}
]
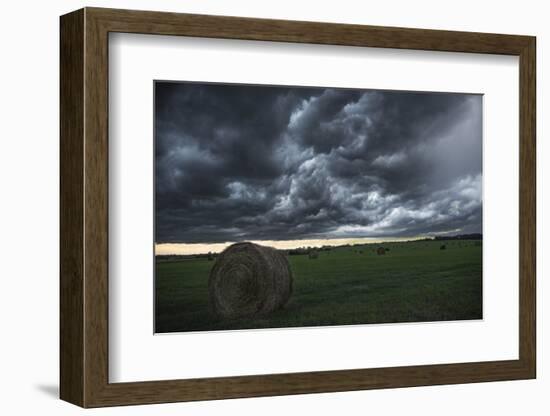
[{"left": 155, "top": 82, "right": 482, "bottom": 244}]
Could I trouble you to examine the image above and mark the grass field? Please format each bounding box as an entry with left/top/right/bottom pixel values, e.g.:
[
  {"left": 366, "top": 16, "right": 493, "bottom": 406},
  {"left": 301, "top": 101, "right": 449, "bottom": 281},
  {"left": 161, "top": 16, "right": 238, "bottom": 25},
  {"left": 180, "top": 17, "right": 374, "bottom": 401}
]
[{"left": 155, "top": 239, "right": 482, "bottom": 333}]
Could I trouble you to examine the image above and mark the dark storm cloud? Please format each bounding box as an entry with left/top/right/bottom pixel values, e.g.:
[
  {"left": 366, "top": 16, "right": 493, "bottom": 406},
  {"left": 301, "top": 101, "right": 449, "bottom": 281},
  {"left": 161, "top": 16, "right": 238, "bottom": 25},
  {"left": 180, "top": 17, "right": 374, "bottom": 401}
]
[{"left": 155, "top": 82, "right": 482, "bottom": 243}]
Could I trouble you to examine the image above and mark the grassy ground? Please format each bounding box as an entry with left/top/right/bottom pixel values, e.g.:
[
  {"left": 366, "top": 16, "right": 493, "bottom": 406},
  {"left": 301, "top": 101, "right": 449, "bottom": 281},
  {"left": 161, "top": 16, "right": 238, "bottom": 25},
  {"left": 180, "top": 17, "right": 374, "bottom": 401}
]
[{"left": 155, "top": 239, "right": 482, "bottom": 333}]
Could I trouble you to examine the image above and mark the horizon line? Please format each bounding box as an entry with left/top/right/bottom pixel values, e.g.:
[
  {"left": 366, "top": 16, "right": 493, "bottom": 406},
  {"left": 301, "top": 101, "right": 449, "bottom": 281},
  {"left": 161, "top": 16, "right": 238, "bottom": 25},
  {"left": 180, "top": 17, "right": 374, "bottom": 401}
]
[{"left": 155, "top": 233, "right": 481, "bottom": 256}]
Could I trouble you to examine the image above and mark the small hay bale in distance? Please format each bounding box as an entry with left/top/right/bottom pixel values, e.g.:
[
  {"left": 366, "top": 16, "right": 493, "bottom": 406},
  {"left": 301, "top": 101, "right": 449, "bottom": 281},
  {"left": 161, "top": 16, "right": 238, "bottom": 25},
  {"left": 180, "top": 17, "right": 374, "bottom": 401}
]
[
  {"left": 308, "top": 250, "right": 319, "bottom": 259},
  {"left": 208, "top": 242, "right": 293, "bottom": 320},
  {"left": 376, "top": 247, "right": 386, "bottom": 255}
]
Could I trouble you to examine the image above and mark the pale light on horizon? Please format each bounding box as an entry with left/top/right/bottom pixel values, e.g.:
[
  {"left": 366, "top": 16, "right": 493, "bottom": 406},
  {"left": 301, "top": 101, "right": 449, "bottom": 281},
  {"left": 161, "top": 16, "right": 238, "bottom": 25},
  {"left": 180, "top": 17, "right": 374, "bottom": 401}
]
[{"left": 155, "top": 236, "right": 430, "bottom": 256}]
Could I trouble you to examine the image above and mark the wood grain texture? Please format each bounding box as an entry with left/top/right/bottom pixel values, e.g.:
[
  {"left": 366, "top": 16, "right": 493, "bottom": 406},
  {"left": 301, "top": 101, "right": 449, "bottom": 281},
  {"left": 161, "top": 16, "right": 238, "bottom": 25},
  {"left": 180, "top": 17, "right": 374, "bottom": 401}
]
[
  {"left": 59, "top": 8, "right": 84, "bottom": 407},
  {"left": 83, "top": 10, "right": 110, "bottom": 406},
  {"left": 518, "top": 38, "right": 536, "bottom": 375},
  {"left": 89, "top": 7, "right": 532, "bottom": 55},
  {"left": 59, "top": 7, "right": 537, "bottom": 408}
]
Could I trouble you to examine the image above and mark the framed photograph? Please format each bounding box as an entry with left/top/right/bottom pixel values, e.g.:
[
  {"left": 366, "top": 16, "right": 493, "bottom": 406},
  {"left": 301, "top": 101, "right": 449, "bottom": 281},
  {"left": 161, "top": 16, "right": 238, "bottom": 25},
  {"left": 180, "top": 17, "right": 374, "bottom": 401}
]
[{"left": 60, "top": 7, "right": 536, "bottom": 407}]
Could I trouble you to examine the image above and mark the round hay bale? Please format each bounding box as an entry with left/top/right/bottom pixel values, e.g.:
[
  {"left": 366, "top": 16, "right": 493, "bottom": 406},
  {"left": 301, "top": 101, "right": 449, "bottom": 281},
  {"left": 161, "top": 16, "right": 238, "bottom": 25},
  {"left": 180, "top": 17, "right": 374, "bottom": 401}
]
[{"left": 208, "top": 242, "right": 293, "bottom": 319}]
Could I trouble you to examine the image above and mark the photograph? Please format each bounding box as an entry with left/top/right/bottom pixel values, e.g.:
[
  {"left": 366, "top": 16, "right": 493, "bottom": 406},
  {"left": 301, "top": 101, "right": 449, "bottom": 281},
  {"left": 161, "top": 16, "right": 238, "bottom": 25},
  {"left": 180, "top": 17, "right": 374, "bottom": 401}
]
[
  {"left": 154, "top": 81, "right": 483, "bottom": 334},
  {"left": 54, "top": 5, "right": 537, "bottom": 409}
]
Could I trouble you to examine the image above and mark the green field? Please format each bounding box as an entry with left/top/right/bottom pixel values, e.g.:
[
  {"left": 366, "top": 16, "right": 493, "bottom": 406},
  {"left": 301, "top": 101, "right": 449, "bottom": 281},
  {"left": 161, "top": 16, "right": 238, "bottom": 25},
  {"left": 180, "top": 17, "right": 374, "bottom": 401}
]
[{"left": 155, "top": 239, "right": 482, "bottom": 333}]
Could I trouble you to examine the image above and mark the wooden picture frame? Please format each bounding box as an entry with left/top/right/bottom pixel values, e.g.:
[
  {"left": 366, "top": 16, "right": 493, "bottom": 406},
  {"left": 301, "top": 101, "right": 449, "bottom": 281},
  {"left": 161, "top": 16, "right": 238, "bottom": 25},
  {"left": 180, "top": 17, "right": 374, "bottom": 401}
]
[{"left": 60, "top": 7, "right": 536, "bottom": 408}]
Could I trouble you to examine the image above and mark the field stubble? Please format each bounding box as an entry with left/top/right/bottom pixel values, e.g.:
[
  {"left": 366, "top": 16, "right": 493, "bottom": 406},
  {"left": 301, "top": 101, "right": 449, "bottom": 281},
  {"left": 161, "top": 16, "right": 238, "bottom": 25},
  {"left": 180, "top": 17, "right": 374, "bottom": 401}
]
[{"left": 155, "top": 240, "right": 482, "bottom": 333}]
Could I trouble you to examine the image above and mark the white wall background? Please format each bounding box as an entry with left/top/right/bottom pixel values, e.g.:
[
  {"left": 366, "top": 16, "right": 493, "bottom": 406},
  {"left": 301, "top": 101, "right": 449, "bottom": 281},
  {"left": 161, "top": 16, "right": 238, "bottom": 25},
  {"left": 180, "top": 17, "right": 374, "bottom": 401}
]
[{"left": 0, "top": 0, "right": 545, "bottom": 414}]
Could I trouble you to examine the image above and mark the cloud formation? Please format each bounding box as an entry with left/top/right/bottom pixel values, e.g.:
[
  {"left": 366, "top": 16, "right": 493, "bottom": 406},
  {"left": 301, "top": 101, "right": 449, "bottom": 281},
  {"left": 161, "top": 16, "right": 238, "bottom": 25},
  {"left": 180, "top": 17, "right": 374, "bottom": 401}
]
[{"left": 155, "top": 82, "right": 482, "bottom": 243}]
